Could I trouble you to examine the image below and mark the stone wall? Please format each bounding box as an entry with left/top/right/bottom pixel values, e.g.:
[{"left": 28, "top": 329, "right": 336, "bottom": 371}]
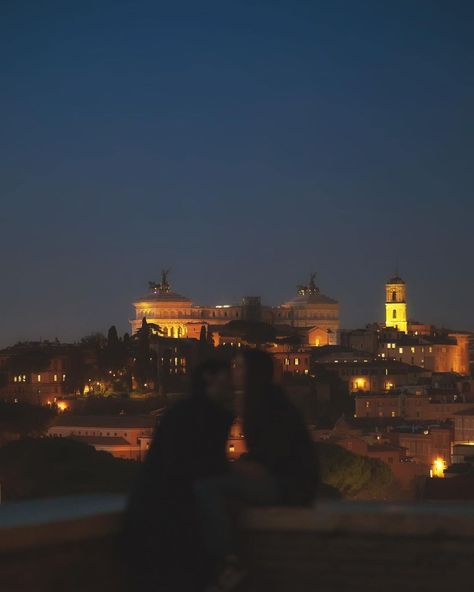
[{"left": 2, "top": 496, "right": 474, "bottom": 591}]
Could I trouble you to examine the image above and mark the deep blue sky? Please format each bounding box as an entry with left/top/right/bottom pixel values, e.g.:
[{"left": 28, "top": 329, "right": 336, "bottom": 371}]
[{"left": 1, "top": 1, "right": 473, "bottom": 345}]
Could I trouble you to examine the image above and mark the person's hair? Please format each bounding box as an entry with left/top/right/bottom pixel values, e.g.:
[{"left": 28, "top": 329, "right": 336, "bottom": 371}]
[
  {"left": 241, "top": 349, "right": 274, "bottom": 394},
  {"left": 240, "top": 349, "right": 276, "bottom": 439},
  {"left": 191, "top": 359, "right": 230, "bottom": 399}
]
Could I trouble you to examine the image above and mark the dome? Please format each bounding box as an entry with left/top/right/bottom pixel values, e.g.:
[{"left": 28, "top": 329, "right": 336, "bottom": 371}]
[
  {"left": 284, "top": 293, "right": 338, "bottom": 307},
  {"left": 287, "top": 274, "right": 338, "bottom": 306},
  {"left": 387, "top": 275, "right": 405, "bottom": 285},
  {"left": 134, "top": 290, "right": 192, "bottom": 305},
  {"left": 134, "top": 271, "right": 193, "bottom": 305}
]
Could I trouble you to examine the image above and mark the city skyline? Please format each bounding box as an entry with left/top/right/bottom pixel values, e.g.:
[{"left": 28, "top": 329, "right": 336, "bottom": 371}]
[
  {"left": 0, "top": 268, "right": 471, "bottom": 347},
  {"left": 2, "top": 3, "right": 474, "bottom": 581},
  {"left": 1, "top": 1, "right": 473, "bottom": 345}
]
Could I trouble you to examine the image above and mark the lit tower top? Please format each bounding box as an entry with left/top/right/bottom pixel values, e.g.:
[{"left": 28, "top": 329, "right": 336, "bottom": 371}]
[{"left": 385, "top": 274, "right": 407, "bottom": 333}]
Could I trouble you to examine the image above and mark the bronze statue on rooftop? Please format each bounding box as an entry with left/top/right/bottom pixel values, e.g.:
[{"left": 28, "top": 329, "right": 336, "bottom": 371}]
[
  {"left": 149, "top": 268, "right": 171, "bottom": 294},
  {"left": 297, "top": 272, "right": 320, "bottom": 296}
]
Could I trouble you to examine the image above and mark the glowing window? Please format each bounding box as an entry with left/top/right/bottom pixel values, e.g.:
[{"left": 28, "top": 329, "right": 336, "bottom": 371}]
[{"left": 294, "top": 358, "right": 300, "bottom": 366}]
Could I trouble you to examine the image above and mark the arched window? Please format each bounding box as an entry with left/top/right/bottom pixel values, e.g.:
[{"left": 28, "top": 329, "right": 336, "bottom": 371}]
[
  {"left": 162, "top": 327, "right": 168, "bottom": 337},
  {"left": 392, "top": 291, "right": 397, "bottom": 302},
  {"left": 177, "top": 326, "right": 182, "bottom": 337},
  {"left": 392, "top": 309, "right": 397, "bottom": 319},
  {"left": 170, "top": 327, "right": 175, "bottom": 338}
]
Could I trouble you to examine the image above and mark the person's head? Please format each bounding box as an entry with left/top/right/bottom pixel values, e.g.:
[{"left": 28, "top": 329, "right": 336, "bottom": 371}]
[
  {"left": 232, "top": 349, "right": 276, "bottom": 432},
  {"left": 191, "top": 359, "right": 232, "bottom": 410},
  {"left": 232, "top": 349, "right": 275, "bottom": 395}
]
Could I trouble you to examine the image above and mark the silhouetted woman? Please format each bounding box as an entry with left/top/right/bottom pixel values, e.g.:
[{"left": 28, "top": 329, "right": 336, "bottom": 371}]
[
  {"left": 124, "top": 359, "right": 234, "bottom": 592},
  {"left": 194, "top": 349, "right": 318, "bottom": 590},
  {"left": 235, "top": 348, "right": 319, "bottom": 505}
]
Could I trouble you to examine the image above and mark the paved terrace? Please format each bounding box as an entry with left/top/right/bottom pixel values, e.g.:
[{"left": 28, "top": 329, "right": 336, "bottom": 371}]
[{"left": 1, "top": 495, "right": 474, "bottom": 591}]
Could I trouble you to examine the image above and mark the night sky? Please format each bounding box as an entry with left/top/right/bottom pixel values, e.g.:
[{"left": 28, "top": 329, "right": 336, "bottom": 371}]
[{"left": 1, "top": 1, "right": 473, "bottom": 346}]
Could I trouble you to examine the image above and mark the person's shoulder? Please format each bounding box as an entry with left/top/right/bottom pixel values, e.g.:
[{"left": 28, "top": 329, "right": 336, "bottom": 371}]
[
  {"left": 272, "top": 385, "right": 296, "bottom": 409},
  {"left": 271, "top": 386, "right": 304, "bottom": 420}
]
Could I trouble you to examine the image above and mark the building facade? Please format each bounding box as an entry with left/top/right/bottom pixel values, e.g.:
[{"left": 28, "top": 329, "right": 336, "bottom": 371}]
[
  {"left": 130, "top": 271, "right": 340, "bottom": 345},
  {"left": 355, "top": 393, "right": 474, "bottom": 421},
  {"left": 47, "top": 415, "right": 157, "bottom": 460},
  {"left": 379, "top": 332, "right": 470, "bottom": 375},
  {"left": 0, "top": 342, "right": 73, "bottom": 405},
  {"left": 313, "top": 353, "right": 429, "bottom": 394},
  {"left": 389, "top": 426, "right": 452, "bottom": 473}
]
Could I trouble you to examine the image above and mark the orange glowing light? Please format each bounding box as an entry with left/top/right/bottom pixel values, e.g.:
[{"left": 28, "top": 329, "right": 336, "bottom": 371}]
[{"left": 432, "top": 457, "right": 446, "bottom": 478}]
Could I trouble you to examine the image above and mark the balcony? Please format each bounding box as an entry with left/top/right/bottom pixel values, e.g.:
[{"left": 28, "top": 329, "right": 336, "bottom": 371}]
[{"left": 1, "top": 495, "right": 474, "bottom": 591}]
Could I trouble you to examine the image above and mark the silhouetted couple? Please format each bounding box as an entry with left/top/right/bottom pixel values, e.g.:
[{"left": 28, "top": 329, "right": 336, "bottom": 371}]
[{"left": 125, "top": 349, "right": 318, "bottom": 592}]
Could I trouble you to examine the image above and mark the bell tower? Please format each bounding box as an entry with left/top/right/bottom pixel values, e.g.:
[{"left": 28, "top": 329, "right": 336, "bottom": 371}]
[{"left": 385, "top": 275, "right": 407, "bottom": 333}]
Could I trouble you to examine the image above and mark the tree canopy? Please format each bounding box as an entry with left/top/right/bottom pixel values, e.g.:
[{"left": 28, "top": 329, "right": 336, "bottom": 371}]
[
  {"left": 0, "top": 438, "right": 138, "bottom": 501},
  {"left": 0, "top": 402, "right": 55, "bottom": 444},
  {"left": 317, "top": 442, "right": 392, "bottom": 499}
]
